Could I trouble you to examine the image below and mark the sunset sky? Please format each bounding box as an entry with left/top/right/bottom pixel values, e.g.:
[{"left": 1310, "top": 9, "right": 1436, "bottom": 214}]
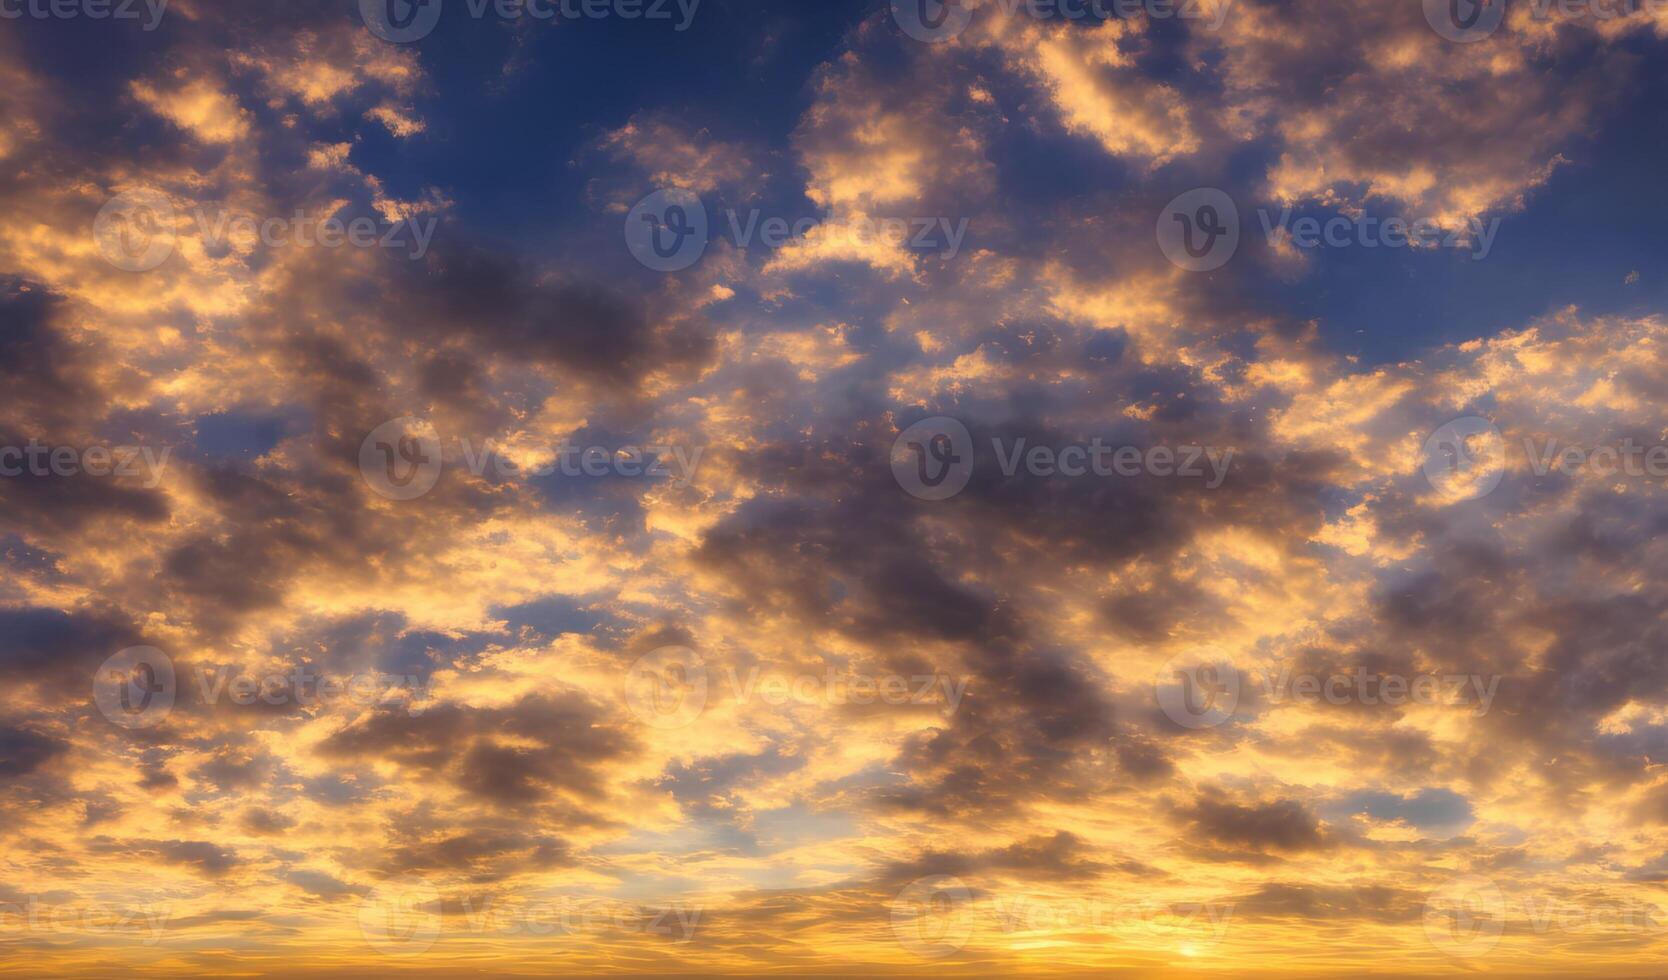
[{"left": 5, "top": 0, "right": 1668, "bottom": 976}]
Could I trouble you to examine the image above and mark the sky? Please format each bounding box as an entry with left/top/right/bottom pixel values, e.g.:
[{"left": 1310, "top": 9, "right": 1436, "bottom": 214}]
[{"left": 4, "top": 0, "right": 1668, "bottom": 976}]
